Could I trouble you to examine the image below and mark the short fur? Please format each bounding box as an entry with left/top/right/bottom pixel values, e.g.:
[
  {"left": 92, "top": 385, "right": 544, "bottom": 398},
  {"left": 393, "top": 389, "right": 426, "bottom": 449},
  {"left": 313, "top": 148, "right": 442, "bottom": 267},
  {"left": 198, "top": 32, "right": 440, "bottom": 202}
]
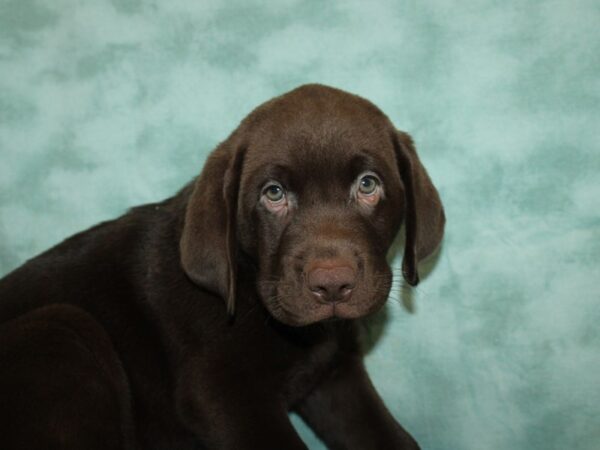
[{"left": 0, "top": 84, "right": 444, "bottom": 449}]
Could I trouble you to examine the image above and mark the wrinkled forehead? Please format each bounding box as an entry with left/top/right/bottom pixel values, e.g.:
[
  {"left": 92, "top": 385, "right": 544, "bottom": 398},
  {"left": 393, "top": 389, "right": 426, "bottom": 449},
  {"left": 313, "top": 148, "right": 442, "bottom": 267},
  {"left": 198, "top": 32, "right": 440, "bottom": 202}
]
[
  {"left": 242, "top": 112, "right": 398, "bottom": 181},
  {"left": 242, "top": 132, "right": 396, "bottom": 197}
]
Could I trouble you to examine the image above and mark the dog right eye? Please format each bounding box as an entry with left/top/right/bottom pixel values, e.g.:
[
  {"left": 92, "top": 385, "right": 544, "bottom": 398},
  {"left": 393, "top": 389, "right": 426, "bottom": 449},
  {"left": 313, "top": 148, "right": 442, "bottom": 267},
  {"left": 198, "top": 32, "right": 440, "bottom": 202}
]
[
  {"left": 263, "top": 184, "right": 285, "bottom": 202},
  {"left": 261, "top": 182, "right": 289, "bottom": 216}
]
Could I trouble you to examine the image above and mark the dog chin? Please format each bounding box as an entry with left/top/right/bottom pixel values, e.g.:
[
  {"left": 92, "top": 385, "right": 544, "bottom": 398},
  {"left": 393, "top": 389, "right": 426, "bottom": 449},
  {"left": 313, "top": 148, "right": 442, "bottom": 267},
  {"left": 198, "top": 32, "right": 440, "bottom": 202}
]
[
  {"left": 266, "top": 305, "right": 330, "bottom": 327},
  {"left": 268, "top": 301, "right": 381, "bottom": 327}
]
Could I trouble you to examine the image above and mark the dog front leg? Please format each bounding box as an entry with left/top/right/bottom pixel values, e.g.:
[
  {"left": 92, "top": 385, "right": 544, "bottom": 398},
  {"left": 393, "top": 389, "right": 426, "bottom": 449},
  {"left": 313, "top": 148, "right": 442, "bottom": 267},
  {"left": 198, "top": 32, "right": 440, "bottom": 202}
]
[
  {"left": 176, "top": 365, "right": 308, "bottom": 450},
  {"left": 296, "top": 355, "right": 420, "bottom": 450}
]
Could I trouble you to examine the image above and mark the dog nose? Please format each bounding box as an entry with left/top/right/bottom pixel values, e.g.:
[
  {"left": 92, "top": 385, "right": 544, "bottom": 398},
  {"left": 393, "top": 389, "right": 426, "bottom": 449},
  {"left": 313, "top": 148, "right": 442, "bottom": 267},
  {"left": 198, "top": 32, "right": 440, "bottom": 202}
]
[{"left": 307, "top": 262, "right": 356, "bottom": 303}]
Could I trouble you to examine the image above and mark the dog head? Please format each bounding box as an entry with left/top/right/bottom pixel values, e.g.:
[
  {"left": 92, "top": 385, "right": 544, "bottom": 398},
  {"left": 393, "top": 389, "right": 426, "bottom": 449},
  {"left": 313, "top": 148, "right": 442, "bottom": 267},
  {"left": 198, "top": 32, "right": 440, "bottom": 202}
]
[{"left": 180, "top": 84, "right": 445, "bottom": 326}]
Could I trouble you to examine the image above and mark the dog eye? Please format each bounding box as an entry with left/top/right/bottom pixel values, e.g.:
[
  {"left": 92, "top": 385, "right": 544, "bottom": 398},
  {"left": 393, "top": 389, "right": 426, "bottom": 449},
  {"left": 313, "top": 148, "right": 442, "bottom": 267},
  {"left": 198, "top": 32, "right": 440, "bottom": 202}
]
[
  {"left": 263, "top": 183, "right": 285, "bottom": 202},
  {"left": 261, "top": 182, "right": 289, "bottom": 216},
  {"left": 358, "top": 175, "right": 379, "bottom": 195},
  {"left": 354, "top": 172, "right": 383, "bottom": 208}
]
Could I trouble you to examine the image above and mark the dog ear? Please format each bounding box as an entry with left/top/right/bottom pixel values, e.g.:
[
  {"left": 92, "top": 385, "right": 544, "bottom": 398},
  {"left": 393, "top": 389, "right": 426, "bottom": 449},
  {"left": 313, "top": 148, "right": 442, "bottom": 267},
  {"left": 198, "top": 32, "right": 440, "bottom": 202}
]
[
  {"left": 180, "top": 139, "right": 246, "bottom": 315},
  {"left": 392, "top": 131, "right": 445, "bottom": 286}
]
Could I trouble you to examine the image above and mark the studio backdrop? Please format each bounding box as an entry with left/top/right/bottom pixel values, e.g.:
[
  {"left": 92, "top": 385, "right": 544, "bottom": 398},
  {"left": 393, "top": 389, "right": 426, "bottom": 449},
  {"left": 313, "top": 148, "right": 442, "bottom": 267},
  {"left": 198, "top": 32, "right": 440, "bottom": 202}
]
[{"left": 1, "top": 1, "right": 598, "bottom": 449}]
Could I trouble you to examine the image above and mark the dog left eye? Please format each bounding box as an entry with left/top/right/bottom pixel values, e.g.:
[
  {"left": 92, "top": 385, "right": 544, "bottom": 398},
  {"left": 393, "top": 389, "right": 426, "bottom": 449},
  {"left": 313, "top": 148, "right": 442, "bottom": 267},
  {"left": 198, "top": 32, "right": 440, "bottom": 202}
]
[
  {"left": 358, "top": 175, "right": 379, "bottom": 195},
  {"left": 354, "top": 172, "right": 383, "bottom": 207}
]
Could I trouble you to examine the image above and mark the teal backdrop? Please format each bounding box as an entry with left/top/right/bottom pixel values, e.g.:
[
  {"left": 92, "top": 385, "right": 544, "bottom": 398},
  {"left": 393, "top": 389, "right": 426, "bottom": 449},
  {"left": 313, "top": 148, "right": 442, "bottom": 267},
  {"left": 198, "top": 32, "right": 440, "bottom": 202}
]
[{"left": 1, "top": 1, "right": 598, "bottom": 449}]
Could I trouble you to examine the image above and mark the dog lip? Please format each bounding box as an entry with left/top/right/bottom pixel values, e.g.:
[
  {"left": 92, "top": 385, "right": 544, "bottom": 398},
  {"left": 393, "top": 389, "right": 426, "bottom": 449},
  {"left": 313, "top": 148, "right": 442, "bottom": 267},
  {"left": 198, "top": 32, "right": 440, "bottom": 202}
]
[
  {"left": 317, "top": 302, "right": 364, "bottom": 322},
  {"left": 330, "top": 302, "right": 366, "bottom": 320}
]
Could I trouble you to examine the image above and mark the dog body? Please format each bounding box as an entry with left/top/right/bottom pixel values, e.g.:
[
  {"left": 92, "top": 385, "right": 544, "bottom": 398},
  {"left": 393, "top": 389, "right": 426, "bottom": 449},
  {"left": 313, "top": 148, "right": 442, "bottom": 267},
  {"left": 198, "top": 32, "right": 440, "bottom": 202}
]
[{"left": 0, "top": 85, "right": 444, "bottom": 449}]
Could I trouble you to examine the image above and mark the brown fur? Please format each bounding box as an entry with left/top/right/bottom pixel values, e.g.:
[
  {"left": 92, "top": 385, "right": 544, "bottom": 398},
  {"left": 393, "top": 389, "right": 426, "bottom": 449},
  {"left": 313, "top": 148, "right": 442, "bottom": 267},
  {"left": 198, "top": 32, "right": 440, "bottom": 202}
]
[{"left": 0, "top": 84, "right": 444, "bottom": 449}]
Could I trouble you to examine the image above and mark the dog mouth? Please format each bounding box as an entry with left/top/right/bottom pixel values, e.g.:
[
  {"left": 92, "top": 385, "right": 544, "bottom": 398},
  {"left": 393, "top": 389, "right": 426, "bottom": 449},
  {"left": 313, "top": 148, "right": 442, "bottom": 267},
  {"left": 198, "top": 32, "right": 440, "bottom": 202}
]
[
  {"left": 257, "top": 256, "right": 392, "bottom": 327},
  {"left": 263, "top": 283, "right": 390, "bottom": 327}
]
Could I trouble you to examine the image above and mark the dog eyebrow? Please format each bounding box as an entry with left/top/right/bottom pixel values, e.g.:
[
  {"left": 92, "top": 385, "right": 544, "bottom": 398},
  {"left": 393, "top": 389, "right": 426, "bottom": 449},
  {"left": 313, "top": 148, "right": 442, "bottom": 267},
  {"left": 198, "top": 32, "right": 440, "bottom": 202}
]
[
  {"left": 254, "top": 164, "right": 293, "bottom": 189},
  {"left": 348, "top": 153, "right": 380, "bottom": 178}
]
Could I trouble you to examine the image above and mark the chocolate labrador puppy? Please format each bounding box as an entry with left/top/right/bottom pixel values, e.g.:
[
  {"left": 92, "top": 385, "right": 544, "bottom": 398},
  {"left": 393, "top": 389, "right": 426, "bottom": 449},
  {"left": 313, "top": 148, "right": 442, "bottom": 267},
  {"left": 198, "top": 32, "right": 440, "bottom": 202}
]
[{"left": 0, "top": 84, "right": 444, "bottom": 449}]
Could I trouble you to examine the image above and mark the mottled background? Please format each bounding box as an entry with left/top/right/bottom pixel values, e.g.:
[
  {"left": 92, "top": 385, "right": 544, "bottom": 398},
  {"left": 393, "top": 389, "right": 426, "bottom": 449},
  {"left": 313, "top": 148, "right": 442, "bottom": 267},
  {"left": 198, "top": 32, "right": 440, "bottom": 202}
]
[{"left": 1, "top": 0, "right": 599, "bottom": 449}]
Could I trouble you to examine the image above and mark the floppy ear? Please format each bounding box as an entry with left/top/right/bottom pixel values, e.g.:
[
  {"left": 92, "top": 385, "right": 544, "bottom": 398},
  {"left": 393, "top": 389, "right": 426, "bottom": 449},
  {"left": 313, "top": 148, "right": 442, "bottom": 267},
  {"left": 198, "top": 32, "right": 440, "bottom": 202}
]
[
  {"left": 392, "top": 131, "right": 445, "bottom": 286},
  {"left": 180, "top": 140, "right": 246, "bottom": 315}
]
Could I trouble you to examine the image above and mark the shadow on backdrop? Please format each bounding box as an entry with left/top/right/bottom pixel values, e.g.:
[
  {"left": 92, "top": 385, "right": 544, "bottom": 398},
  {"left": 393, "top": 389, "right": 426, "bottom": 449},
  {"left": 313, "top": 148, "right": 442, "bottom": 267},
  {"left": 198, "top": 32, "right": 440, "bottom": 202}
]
[{"left": 360, "top": 226, "right": 444, "bottom": 355}]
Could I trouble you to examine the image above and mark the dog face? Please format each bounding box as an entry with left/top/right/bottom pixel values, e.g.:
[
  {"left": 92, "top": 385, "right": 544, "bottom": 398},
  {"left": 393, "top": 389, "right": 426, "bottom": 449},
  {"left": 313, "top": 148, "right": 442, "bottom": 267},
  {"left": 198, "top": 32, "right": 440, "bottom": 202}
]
[
  {"left": 236, "top": 95, "right": 406, "bottom": 326},
  {"left": 180, "top": 84, "right": 445, "bottom": 326}
]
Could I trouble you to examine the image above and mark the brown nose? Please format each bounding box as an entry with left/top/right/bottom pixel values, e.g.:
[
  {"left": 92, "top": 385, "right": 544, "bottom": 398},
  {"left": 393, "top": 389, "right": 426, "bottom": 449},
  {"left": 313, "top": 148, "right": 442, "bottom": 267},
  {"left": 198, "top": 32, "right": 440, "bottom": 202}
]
[{"left": 307, "top": 261, "right": 356, "bottom": 303}]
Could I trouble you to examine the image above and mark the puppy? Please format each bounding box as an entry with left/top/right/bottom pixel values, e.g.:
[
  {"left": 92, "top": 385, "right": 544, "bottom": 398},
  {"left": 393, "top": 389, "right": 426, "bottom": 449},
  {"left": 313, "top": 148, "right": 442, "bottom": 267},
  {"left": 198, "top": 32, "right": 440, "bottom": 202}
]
[{"left": 0, "top": 84, "right": 444, "bottom": 449}]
